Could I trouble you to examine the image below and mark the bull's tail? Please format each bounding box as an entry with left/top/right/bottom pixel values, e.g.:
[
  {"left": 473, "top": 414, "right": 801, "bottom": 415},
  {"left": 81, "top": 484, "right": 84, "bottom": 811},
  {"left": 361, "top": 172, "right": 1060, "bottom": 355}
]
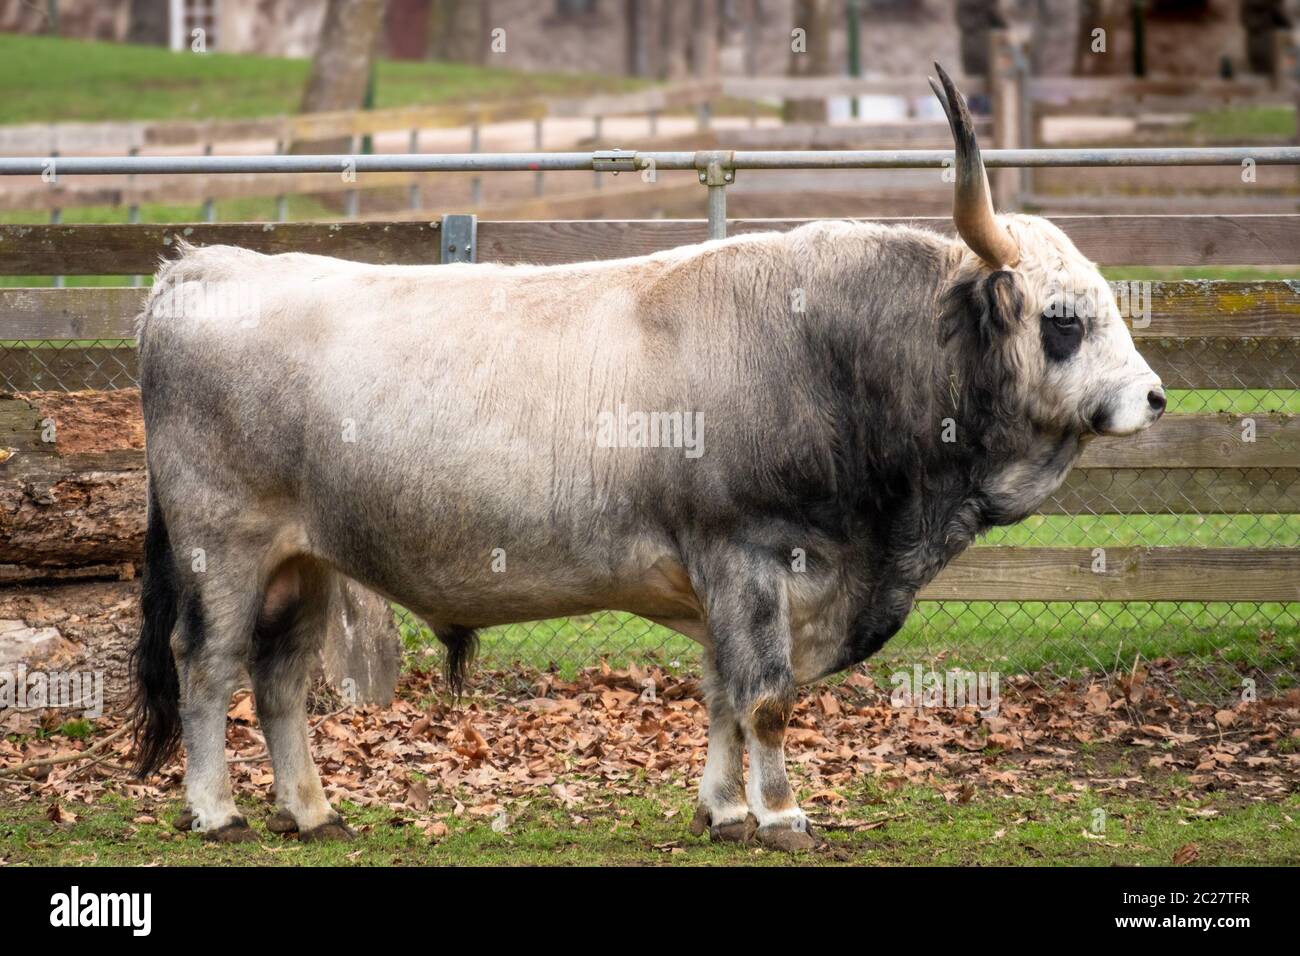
[
  {"left": 435, "top": 624, "right": 479, "bottom": 699},
  {"left": 129, "top": 477, "right": 183, "bottom": 777}
]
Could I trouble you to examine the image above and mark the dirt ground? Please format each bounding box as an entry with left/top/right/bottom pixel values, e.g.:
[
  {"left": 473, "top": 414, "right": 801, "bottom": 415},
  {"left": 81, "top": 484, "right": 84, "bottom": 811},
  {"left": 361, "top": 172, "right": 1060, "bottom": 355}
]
[{"left": 1, "top": 583, "right": 1295, "bottom": 823}]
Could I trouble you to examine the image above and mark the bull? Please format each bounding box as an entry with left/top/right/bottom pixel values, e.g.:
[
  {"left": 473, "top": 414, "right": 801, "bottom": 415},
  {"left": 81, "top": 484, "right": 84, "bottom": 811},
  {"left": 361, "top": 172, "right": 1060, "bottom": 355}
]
[{"left": 130, "top": 67, "right": 1164, "bottom": 849}]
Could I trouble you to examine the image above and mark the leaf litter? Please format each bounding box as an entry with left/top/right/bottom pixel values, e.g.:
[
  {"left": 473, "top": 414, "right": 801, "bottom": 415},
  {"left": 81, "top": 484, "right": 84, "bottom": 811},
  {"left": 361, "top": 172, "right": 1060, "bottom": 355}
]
[{"left": 2, "top": 659, "right": 1296, "bottom": 840}]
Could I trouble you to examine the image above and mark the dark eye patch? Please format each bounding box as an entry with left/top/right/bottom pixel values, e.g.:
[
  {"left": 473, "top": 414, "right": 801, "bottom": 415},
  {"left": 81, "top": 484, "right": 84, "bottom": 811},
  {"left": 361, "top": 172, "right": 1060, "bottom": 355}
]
[{"left": 1040, "top": 311, "right": 1085, "bottom": 363}]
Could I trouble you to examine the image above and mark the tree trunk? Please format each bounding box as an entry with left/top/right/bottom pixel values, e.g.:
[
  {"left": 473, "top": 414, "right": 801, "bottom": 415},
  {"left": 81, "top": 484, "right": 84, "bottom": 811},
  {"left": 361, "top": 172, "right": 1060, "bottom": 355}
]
[
  {"left": 126, "top": 0, "right": 170, "bottom": 46},
  {"left": 659, "top": 0, "right": 692, "bottom": 80},
  {"left": 956, "top": 0, "right": 1005, "bottom": 78},
  {"left": 293, "top": 0, "right": 388, "bottom": 155},
  {"left": 1031, "top": 0, "right": 1081, "bottom": 76},
  {"left": 784, "top": 0, "right": 833, "bottom": 124},
  {"left": 691, "top": 0, "right": 720, "bottom": 78}
]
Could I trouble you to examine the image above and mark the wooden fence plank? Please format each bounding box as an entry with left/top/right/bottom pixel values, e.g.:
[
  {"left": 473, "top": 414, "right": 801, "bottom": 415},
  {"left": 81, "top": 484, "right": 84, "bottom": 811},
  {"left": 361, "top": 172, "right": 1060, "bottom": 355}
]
[
  {"left": 471, "top": 217, "right": 1300, "bottom": 268},
  {"left": 0, "top": 222, "right": 443, "bottom": 275},
  {"left": 920, "top": 547, "right": 1300, "bottom": 601},
  {"left": 1079, "top": 413, "right": 1300, "bottom": 469},
  {"left": 2, "top": 392, "right": 1300, "bottom": 486},
  {"left": 6, "top": 339, "right": 1283, "bottom": 396},
  {"left": 1128, "top": 280, "right": 1300, "bottom": 339},
  {"left": 721, "top": 75, "right": 988, "bottom": 99},
  {"left": 7, "top": 280, "right": 1299, "bottom": 347},
  {"left": 0, "top": 287, "right": 143, "bottom": 340},
  {"left": 1, "top": 217, "right": 1299, "bottom": 276}
]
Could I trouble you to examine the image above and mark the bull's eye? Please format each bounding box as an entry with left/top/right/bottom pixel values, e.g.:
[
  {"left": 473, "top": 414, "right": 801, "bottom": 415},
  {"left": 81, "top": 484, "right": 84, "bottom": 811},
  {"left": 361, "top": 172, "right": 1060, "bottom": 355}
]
[{"left": 1040, "top": 310, "right": 1085, "bottom": 363}]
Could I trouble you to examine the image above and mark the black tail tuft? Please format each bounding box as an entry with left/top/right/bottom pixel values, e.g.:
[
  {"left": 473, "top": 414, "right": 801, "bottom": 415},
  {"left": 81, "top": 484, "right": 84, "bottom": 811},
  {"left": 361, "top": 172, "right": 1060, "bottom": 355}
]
[
  {"left": 436, "top": 624, "right": 479, "bottom": 699},
  {"left": 129, "top": 480, "right": 183, "bottom": 777}
]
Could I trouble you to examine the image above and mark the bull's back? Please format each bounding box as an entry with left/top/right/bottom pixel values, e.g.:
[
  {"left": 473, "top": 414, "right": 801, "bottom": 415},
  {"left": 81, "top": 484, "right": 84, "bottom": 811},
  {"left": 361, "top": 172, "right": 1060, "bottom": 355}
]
[{"left": 138, "top": 244, "right": 713, "bottom": 621}]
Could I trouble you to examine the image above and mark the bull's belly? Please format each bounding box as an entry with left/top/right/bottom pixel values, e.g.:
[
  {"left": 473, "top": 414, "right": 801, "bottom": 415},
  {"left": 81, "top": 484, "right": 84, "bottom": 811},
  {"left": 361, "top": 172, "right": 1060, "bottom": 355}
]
[{"left": 314, "top": 520, "right": 707, "bottom": 638}]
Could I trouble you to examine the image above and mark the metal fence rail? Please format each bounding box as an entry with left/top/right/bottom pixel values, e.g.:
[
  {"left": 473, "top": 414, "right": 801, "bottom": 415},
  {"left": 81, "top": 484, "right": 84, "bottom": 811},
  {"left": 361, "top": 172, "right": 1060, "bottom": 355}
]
[
  {"left": 0, "top": 146, "right": 1297, "bottom": 699},
  {"left": 7, "top": 145, "right": 1300, "bottom": 241}
]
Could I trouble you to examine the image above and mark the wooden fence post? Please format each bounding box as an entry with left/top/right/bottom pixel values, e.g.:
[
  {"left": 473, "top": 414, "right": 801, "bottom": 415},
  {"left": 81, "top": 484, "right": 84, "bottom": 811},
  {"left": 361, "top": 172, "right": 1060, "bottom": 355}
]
[{"left": 988, "top": 28, "right": 1023, "bottom": 211}]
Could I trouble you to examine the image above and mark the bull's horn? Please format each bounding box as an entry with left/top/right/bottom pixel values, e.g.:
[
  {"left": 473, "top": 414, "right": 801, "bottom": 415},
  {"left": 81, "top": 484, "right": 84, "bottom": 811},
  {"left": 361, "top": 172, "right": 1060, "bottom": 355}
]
[{"left": 929, "top": 62, "right": 1020, "bottom": 269}]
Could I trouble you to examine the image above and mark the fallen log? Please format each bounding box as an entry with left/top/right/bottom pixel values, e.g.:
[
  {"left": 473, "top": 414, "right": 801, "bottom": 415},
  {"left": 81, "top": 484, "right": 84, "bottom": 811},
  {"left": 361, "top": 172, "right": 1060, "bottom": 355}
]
[
  {"left": 0, "top": 391, "right": 145, "bottom": 571},
  {"left": 0, "top": 390, "right": 401, "bottom": 705}
]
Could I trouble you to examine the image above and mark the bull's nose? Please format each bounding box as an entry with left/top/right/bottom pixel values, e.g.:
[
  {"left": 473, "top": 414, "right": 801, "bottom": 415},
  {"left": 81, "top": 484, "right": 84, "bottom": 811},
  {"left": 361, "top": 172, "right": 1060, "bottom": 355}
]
[{"left": 1147, "top": 387, "right": 1166, "bottom": 416}]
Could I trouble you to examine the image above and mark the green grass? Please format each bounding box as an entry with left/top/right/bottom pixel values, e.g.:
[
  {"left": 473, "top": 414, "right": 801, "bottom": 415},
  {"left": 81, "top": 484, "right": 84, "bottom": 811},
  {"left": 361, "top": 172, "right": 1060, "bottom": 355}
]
[
  {"left": 1102, "top": 266, "right": 1300, "bottom": 281},
  {"left": 3, "top": 778, "right": 1294, "bottom": 866},
  {"left": 0, "top": 34, "right": 644, "bottom": 125},
  {"left": 1190, "top": 106, "right": 1296, "bottom": 142},
  {"left": 398, "top": 595, "right": 1298, "bottom": 697}
]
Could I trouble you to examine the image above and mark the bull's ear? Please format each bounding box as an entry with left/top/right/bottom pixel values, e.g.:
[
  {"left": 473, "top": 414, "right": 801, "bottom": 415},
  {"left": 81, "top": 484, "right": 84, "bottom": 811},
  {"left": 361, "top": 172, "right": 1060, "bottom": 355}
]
[
  {"left": 979, "top": 269, "right": 1021, "bottom": 343},
  {"left": 939, "top": 269, "right": 1022, "bottom": 347}
]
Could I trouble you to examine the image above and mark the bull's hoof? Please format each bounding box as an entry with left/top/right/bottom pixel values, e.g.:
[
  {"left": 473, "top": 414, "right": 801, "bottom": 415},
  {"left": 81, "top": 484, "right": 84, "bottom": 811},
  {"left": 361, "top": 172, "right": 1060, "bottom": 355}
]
[
  {"left": 710, "top": 814, "right": 758, "bottom": 844},
  {"left": 690, "top": 806, "right": 758, "bottom": 844},
  {"left": 266, "top": 809, "right": 299, "bottom": 834},
  {"left": 201, "top": 817, "right": 258, "bottom": 843},
  {"left": 171, "top": 809, "right": 196, "bottom": 832},
  {"left": 298, "top": 818, "right": 355, "bottom": 843},
  {"left": 755, "top": 822, "right": 820, "bottom": 852}
]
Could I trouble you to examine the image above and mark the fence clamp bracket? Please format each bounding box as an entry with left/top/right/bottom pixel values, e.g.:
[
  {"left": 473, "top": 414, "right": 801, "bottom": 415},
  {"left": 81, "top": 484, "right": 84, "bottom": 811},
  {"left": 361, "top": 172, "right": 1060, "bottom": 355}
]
[
  {"left": 440, "top": 213, "right": 477, "bottom": 263},
  {"left": 694, "top": 150, "right": 736, "bottom": 187},
  {"left": 593, "top": 149, "right": 638, "bottom": 174}
]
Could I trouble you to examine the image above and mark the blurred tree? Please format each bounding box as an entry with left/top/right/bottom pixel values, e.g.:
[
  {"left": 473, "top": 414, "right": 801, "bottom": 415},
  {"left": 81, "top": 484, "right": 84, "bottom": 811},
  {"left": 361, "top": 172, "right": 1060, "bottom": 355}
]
[
  {"left": 1031, "top": 0, "right": 1081, "bottom": 75},
  {"left": 1242, "top": 0, "right": 1290, "bottom": 75},
  {"left": 126, "top": 0, "right": 169, "bottom": 46},
  {"left": 956, "top": 0, "right": 1007, "bottom": 78},
  {"left": 293, "top": 0, "right": 387, "bottom": 153},
  {"left": 784, "top": 0, "right": 832, "bottom": 123},
  {"left": 659, "top": 0, "right": 693, "bottom": 79},
  {"left": 691, "top": 0, "right": 721, "bottom": 77},
  {"left": 429, "top": 0, "right": 487, "bottom": 64}
]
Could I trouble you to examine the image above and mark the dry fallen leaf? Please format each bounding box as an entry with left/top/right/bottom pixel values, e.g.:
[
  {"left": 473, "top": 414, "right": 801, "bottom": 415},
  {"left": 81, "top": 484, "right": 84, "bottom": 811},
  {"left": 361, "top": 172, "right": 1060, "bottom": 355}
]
[
  {"left": 46, "top": 801, "right": 77, "bottom": 826},
  {"left": 1173, "top": 842, "right": 1200, "bottom": 865}
]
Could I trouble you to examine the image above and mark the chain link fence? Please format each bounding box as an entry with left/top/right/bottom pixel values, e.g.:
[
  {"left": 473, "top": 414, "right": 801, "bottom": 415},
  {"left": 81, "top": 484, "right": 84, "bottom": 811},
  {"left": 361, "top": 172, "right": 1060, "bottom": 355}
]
[{"left": 3, "top": 328, "right": 1296, "bottom": 701}]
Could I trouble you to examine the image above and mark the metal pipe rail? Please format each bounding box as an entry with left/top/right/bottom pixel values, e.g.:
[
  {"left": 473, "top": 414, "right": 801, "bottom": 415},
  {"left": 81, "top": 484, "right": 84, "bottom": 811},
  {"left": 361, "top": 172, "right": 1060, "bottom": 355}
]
[
  {"left": 4, "top": 145, "right": 1298, "bottom": 241},
  {"left": 2, "top": 145, "right": 1298, "bottom": 176}
]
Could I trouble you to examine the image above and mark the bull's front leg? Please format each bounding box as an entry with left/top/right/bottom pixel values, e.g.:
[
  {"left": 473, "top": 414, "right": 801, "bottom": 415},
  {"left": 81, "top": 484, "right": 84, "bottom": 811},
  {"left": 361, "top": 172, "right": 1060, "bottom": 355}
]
[
  {"left": 691, "top": 557, "right": 818, "bottom": 852},
  {"left": 741, "top": 693, "right": 817, "bottom": 850}
]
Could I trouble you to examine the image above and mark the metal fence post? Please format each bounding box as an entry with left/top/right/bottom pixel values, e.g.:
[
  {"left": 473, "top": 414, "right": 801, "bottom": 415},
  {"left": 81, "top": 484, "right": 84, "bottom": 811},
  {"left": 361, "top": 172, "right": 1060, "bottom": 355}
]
[
  {"left": 533, "top": 117, "right": 545, "bottom": 198},
  {"left": 695, "top": 150, "right": 734, "bottom": 240},
  {"left": 988, "top": 27, "right": 1021, "bottom": 211},
  {"left": 470, "top": 119, "right": 482, "bottom": 207},
  {"left": 128, "top": 146, "right": 141, "bottom": 287},
  {"left": 440, "top": 213, "right": 477, "bottom": 263},
  {"left": 345, "top": 134, "right": 360, "bottom": 219},
  {"left": 201, "top": 141, "right": 215, "bottom": 222},
  {"left": 1012, "top": 41, "right": 1033, "bottom": 208},
  {"left": 50, "top": 147, "right": 63, "bottom": 288},
  {"left": 274, "top": 139, "right": 288, "bottom": 222},
  {"left": 408, "top": 128, "right": 421, "bottom": 211}
]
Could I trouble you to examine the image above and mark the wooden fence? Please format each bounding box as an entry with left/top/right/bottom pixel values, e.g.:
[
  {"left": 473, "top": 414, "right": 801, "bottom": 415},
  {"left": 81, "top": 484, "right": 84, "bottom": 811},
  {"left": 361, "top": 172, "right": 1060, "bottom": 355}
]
[
  {"left": 4, "top": 61, "right": 1289, "bottom": 219},
  {"left": 0, "top": 74, "right": 992, "bottom": 220},
  {"left": 0, "top": 213, "right": 1297, "bottom": 607}
]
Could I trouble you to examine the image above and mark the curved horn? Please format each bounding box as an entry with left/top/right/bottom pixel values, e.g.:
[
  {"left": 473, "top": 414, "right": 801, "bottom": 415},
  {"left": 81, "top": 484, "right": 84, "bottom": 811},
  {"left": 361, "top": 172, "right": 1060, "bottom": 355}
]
[{"left": 929, "top": 62, "right": 1020, "bottom": 269}]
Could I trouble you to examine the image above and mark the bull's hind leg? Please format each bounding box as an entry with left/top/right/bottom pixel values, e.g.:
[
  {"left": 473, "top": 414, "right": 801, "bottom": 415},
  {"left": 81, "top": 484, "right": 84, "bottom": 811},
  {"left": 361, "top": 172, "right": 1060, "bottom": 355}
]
[
  {"left": 252, "top": 559, "right": 353, "bottom": 841},
  {"left": 691, "top": 661, "right": 754, "bottom": 843},
  {"left": 172, "top": 570, "right": 261, "bottom": 842}
]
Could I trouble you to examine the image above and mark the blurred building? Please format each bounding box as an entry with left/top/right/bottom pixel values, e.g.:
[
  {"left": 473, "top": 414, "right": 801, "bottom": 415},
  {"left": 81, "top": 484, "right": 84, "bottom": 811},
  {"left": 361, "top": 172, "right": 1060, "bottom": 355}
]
[{"left": 0, "top": 0, "right": 1294, "bottom": 78}]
